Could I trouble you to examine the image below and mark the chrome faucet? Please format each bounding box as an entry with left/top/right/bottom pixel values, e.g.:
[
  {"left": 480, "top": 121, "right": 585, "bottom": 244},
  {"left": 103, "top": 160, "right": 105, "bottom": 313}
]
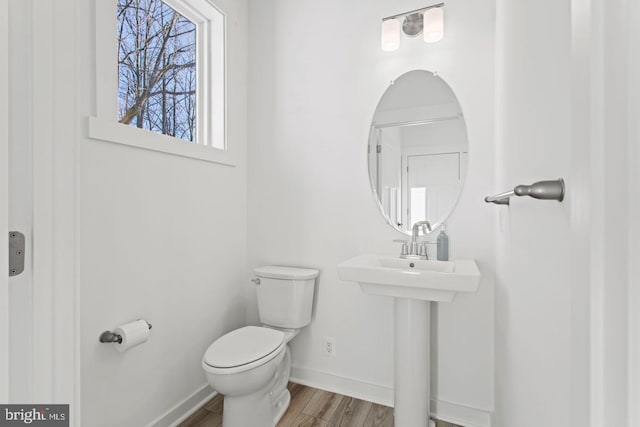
[
  {"left": 394, "top": 220, "right": 433, "bottom": 259},
  {"left": 409, "top": 220, "right": 432, "bottom": 258}
]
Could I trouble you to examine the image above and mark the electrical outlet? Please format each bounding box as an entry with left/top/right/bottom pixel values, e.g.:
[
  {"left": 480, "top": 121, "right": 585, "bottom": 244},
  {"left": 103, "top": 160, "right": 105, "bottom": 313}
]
[{"left": 323, "top": 336, "right": 336, "bottom": 356}]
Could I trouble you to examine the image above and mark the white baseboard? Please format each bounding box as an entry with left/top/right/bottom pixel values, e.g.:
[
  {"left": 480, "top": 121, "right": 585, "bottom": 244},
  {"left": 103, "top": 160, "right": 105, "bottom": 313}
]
[
  {"left": 431, "top": 399, "right": 493, "bottom": 427},
  {"left": 290, "top": 365, "right": 492, "bottom": 427},
  {"left": 147, "top": 384, "right": 216, "bottom": 427},
  {"left": 290, "top": 365, "right": 394, "bottom": 406}
]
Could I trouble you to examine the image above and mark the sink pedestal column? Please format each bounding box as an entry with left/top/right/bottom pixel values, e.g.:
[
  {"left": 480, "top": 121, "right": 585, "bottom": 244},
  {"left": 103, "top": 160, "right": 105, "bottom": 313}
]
[{"left": 394, "top": 298, "right": 431, "bottom": 426}]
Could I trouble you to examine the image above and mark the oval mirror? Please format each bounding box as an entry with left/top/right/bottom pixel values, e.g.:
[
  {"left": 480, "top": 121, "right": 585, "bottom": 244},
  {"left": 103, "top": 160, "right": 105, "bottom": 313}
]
[{"left": 368, "top": 70, "right": 468, "bottom": 235}]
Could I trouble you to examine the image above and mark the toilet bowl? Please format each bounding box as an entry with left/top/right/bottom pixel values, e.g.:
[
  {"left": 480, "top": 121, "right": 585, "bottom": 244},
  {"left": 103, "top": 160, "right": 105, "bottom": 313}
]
[
  {"left": 202, "top": 326, "right": 291, "bottom": 427},
  {"left": 202, "top": 266, "right": 319, "bottom": 427}
]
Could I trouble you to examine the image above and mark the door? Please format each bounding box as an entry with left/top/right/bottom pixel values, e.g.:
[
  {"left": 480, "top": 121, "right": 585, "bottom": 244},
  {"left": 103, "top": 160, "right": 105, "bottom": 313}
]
[
  {"left": 378, "top": 128, "right": 402, "bottom": 225},
  {"left": 0, "top": 0, "right": 9, "bottom": 403},
  {"left": 4, "top": 0, "right": 36, "bottom": 402},
  {"left": 0, "top": 1, "right": 78, "bottom": 412},
  {"left": 406, "top": 152, "right": 461, "bottom": 226}
]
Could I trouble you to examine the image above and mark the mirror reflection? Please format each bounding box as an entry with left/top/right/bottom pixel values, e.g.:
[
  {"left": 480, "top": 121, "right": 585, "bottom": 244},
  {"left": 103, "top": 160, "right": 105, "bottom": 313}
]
[{"left": 368, "top": 70, "right": 468, "bottom": 235}]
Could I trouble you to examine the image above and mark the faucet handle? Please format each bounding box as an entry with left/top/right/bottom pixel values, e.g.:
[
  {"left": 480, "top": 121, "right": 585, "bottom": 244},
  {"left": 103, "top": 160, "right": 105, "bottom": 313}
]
[
  {"left": 419, "top": 241, "right": 428, "bottom": 258},
  {"left": 393, "top": 239, "right": 409, "bottom": 256}
]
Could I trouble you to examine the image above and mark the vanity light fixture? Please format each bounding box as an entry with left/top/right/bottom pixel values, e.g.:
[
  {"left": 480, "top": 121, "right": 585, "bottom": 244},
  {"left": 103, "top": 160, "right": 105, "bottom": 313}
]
[
  {"left": 423, "top": 6, "right": 445, "bottom": 43},
  {"left": 381, "top": 3, "right": 444, "bottom": 51},
  {"left": 381, "top": 18, "right": 401, "bottom": 51}
]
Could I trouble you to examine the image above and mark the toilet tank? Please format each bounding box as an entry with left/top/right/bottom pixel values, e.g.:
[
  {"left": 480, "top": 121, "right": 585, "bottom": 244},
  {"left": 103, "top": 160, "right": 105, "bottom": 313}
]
[{"left": 254, "top": 266, "right": 319, "bottom": 329}]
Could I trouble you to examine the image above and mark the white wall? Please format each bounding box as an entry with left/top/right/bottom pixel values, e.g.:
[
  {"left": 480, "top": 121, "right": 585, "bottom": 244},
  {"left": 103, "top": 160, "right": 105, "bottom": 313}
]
[
  {"left": 628, "top": 1, "right": 640, "bottom": 423},
  {"left": 581, "top": 0, "right": 639, "bottom": 424},
  {"left": 72, "top": 0, "right": 249, "bottom": 425},
  {"left": 494, "top": 1, "right": 640, "bottom": 425},
  {"left": 247, "top": 0, "right": 496, "bottom": 422},
  {"left": 494, "top": 0, "right": 580, "bottom": 426}
]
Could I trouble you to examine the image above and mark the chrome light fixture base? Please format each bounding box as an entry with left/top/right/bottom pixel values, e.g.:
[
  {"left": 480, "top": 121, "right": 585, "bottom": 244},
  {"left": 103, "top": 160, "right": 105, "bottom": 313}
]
[{"left": 402, "top": 13, "right": 424, "bottom": 38}]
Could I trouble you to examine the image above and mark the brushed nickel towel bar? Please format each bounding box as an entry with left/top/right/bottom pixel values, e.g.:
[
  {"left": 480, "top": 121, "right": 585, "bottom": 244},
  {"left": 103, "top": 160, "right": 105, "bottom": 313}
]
[{"left": 485, "top": 178, "right": 565, "bottom": 205}]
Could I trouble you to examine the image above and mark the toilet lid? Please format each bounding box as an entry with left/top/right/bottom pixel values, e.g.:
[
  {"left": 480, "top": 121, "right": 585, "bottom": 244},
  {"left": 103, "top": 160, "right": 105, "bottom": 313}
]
[
  {"left": 254, "top": 266, "right": 319, "bottom": 280},
  {"left": 203, "top": 326, "right": 285, "bottom": 368}
]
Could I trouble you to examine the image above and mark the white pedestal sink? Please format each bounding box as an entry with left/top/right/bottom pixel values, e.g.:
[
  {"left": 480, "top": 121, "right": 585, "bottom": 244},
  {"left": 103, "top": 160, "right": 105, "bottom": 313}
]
[{"left": 337, "top": 254, "right": 481, "bottom": 427}]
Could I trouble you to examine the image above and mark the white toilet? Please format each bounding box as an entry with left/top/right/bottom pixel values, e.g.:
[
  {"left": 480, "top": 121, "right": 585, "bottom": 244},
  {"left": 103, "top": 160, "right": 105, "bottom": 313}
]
[{"left": 202, "top": 266, "right": 319, "bottom": 427}]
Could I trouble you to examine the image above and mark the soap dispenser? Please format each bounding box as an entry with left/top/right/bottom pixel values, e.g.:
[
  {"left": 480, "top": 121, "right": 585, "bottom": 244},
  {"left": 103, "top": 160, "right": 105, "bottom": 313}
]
[{"left": 436, "top": 225, "right": 449, "bottom": 261}]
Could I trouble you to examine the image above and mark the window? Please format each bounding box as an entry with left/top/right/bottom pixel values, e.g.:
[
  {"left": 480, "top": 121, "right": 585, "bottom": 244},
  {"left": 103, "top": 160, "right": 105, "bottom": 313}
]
[
  {"left": 118, "top": 0, "right": 197, "bottom": 142},
  {"left": 90, "top": 0, "right": 230, "bottom": 164}
]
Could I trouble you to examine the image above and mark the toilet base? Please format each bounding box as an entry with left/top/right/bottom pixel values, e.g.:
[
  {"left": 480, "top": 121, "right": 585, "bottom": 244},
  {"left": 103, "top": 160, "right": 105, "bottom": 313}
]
[
  {"left": 222, "top": 387, "right": 273, "bottom": 427},
  {"left": 269, "top": 345, "right": 292, "bottom": 425},
  {"left": 220, "top": 346, "right": 292, "bottom": 427},
  {"left": 271, "top": 388, "right": 291, "bottom": 426}
]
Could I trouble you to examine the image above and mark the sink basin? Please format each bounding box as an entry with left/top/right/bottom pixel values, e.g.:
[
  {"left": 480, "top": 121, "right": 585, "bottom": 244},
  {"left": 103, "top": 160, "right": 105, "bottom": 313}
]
[{"left": 337, "top": 254, "right": 481, "bottom": 302}]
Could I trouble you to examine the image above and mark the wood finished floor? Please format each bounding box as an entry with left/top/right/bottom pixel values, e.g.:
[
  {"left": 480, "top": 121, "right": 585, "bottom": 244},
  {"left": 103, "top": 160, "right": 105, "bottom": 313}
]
[{"left": 179, "top": 383, "right": 462, "bottom": 427}]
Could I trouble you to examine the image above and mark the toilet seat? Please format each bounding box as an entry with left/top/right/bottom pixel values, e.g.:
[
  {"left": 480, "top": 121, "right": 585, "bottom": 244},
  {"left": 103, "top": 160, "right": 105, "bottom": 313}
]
[{"left": 203, "top": 326, "right": 285, "bottom": 375}]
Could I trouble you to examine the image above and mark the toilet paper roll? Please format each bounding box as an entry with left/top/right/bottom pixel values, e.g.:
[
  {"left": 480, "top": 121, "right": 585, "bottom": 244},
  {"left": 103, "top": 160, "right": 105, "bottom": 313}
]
[{"left": 113, "top": 319, "right": 150, "bottom": 352}]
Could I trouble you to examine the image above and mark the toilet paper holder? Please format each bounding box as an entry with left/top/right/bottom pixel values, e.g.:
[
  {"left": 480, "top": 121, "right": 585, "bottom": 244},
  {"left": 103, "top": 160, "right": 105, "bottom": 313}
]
[{"left": 99, "top": 320, "right": 152, "bottom": 344}]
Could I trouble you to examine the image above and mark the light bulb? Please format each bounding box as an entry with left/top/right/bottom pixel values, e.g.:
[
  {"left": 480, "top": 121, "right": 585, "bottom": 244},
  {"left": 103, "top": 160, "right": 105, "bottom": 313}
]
[
  {"left": 423, "top": 7, "right": 444, "bottom": 43},
  {"left": 381, "top": 18, "right": 400, "bottom": 51}
]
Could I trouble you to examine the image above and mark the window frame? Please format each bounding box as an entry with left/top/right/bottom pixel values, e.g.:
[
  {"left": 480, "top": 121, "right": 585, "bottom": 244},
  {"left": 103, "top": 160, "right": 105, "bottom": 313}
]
[{"left": 89, "top": 0, "right": 233, "bottom": 165}]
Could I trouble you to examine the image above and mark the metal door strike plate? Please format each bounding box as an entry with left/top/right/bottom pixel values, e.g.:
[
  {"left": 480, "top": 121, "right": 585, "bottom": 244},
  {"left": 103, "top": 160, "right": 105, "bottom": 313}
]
[{"left": 9, "top": 231, "right": 25, "bottom": 277}]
